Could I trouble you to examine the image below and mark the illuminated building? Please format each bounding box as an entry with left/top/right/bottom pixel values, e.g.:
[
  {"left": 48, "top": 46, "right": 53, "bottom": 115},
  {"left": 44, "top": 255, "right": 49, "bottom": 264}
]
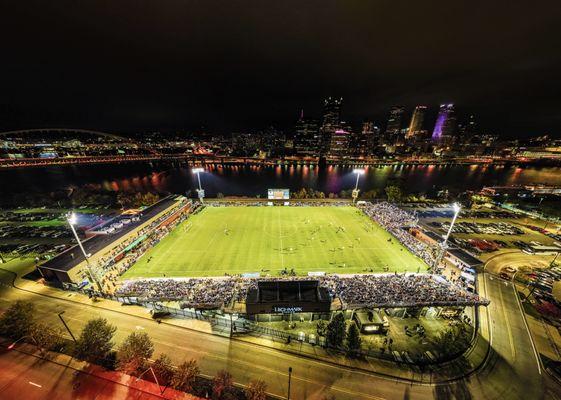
[
  {"left": 320, "top": 97, "right": 342, "bottom": 154},
  {"left": 328, "top": 128, "right": 350, "bottom": 157},
  {"left": 432, "top": 103, "right": 457, "bottom": 142},
  {"left": 406, "top": 105, "right": 427, "bottom": 139},
  {"left": 385, "top": 106, "right": 405, "bottom": 136},
  {"left": 294, "top": 111, "right": 320, "bottom": 156}
]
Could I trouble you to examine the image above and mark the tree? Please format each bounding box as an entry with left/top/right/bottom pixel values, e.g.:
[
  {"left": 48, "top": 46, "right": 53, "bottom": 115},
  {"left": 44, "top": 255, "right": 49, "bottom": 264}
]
[
  {"left": 152, "top": 353, "right": 174, "bottom": 386},
  {"left": 385, "top": 185, "right": 403, "bottom": 203},
  {"left": 117, "top": 331, "right": 154, "bottom": 375},
  {"left": 0, "top": 301, "right": 35, "bottom": 339},
  {"left": 212, "top": 369, "right": 233, "bottom": 399},
  {"left": 74, "top": 318, "right": 116, "bottom": 363},
  {"left": 245, "top": 379, "right": 267, "bottom": 400},
  {"left": 171, "top": 359, "right": 200, "bottom": 393},
  {"left": 216, "top": 192, "right": 225, "bottom": 199},
  {"left": 346, "top": 321, "right": 362, "bottom": 356},
  {"left": 316, "top": 320, "right": 327, "bottom": 337},
  {"left": 326, "top": 313, "right": 346, "bottom": 348},
  {"left": 362, "top": 190, "right": 378, "bottom": 199},
  {"left": 30, "top": 322, "right": 63, "bottom": 357},
  {"left": 339, "top": 190, "right": 351, "bottom": 198}
]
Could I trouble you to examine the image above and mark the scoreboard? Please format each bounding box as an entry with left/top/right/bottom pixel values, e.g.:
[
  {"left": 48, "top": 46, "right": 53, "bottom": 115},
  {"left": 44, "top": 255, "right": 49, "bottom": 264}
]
[{"left": 268, "top": 189, "right": 290, "bottom": 200}]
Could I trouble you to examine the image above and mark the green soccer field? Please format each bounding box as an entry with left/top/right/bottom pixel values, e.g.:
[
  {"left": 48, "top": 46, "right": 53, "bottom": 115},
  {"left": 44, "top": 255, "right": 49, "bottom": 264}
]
[{"left": 121, "top": 206, "right": 428, "bottom": 278}]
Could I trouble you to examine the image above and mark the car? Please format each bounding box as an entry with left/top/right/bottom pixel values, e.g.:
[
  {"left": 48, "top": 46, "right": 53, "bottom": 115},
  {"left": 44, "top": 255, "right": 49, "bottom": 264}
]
[{"left": 503, "top": 266, "right": 516, "bottom": 273}]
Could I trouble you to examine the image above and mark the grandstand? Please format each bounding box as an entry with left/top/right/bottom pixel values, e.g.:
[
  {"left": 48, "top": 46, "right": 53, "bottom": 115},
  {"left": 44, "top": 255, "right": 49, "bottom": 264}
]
[{"left": 38, "top": 196, "right": 190, "bottom": 286}]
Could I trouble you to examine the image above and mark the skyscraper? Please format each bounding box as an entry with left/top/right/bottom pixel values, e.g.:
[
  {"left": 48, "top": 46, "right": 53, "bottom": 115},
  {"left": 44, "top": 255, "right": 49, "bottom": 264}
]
[
  {"left": 385, "top": 106, "right": 405, "bottom": 136},
  {"left": 328, "top": 128, "right": 350, "bottom": 157},
  {"left": 294, "top": 111, "right": 320, "bottom": 156},
  {"left": 360, "top": 121, "right": 381, "bottom": 156},
  {"left": 432, "top": 104, "right": 457, "bottom": 142},
  {"left": 406, "top": 105, "right": 427, "bottom": 138},
  {"left": 320, "top": 97, "right": 343, "bottom": 154}
]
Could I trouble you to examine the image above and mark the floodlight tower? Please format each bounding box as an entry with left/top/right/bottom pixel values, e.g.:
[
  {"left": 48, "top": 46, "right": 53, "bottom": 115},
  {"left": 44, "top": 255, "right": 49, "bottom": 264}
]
[
  {"left": 192, "top": 167, "right": 206, "bottom": 204},
  {"left": 67, "top": 212, "right": 102, "bottom": 292},
  {"left": 352, "top": 168, "right": 365, "bottom": 204},
  {"left": 432, "top": 203, "right": 461, "bottom": 272}
]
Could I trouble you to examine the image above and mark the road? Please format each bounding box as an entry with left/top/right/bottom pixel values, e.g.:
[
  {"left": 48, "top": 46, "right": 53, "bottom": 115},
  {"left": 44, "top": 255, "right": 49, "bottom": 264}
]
[
  {"left": 0, "top": 270, "right": 560, "bottom": 399},
  {"left": 0, "top": 347, "right": 179, "bottom": 400}
]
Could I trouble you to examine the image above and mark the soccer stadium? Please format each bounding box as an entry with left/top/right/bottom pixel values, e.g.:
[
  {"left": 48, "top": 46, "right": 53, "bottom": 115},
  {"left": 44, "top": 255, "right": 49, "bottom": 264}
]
[
  {"left": 122, "top": 205, "right": 427, "bottom": 279},
  {"left": 38, "top": 191, "right": 486, "bottom": 325}
]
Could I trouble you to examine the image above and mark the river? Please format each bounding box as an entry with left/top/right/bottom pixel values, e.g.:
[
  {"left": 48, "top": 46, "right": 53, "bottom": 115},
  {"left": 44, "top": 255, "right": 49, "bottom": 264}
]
[{"left": 1, "top": 162, "right": 560, "bottom": 197}]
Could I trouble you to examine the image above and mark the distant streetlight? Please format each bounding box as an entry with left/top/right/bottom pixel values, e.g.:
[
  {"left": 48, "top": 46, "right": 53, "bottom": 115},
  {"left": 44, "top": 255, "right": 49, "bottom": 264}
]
[
  {"left": 192, "top": 167, "right": 206, "bottom": 204},
  {"left": 352, "top": 168, "right": 365, "bottom": 203},
  {"left": 433, "top": 203, "right": 461, "bottom": 271},
  {"left": 67, "top": 212, "right": 102, "bottom": 292}
]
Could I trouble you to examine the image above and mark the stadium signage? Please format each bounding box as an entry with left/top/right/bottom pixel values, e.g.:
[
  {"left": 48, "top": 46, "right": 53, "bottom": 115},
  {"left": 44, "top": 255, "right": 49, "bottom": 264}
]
[{"left": 273, "top": 306, "right": 303, "bottom": 313}]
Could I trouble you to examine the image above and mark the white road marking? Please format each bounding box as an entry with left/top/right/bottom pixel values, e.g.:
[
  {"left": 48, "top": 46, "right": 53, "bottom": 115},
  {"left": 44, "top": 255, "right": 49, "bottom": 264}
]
[
  {"left": 511, "top": 282, "right": 542, "bottom": 375},
  {"left": 28, "top": 382, "right": 42, "bottom": 388}
]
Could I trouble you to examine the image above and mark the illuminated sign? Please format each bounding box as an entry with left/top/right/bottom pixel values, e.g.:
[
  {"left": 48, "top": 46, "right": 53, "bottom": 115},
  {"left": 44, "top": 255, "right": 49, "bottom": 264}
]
[
  {"left": 268, "top": 189, "right": 290, "bottom": 200},
  {"left": 273, "top": 306, "right": 303, "bottom": 313}
]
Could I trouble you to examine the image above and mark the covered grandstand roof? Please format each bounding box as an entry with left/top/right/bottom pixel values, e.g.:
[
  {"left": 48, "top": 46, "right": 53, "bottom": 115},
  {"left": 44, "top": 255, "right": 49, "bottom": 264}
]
[{"left": 39, "top": 196, "right": 179, "bottom": 272}]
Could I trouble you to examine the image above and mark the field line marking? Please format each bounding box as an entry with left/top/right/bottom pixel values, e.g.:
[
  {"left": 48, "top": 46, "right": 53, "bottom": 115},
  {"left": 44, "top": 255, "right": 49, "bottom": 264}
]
[{"left": 278, "top": 208, "right": 284, "bottom": 269}]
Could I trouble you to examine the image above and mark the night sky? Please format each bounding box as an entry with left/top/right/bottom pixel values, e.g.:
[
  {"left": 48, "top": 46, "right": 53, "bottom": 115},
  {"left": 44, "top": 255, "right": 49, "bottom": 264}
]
[{"left": 1, "top": 1, "right": 560, "bottom": 137}]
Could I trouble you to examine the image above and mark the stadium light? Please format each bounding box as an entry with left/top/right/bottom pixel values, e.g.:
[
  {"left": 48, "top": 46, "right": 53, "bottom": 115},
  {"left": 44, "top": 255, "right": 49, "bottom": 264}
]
[
  {"left": 443, "top": 203, "right": 461, "bottom": 246},
  {"left": 352, "top": 168, "right": 365, "bottom": 203},
  {"left": 432, "top": 203, "right": 461, "bottom": 272},
  {"left": 66, "top": 212, "right": 102, "bottom": 292},
  {"left": 192, "top": 167, "right": 206, "bottom": 204}
]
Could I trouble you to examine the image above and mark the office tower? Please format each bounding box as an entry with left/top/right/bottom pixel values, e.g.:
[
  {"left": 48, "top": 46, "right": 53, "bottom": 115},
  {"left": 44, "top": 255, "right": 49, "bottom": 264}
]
[
  {"left": 294, "top": 111, "right": 320, "bottom": 156},
  {"left": 365, "top": 122, "right": 381, "bottom": 153},
  {"left": 406, "top": 105, "right": 427, "bottom": 138},
  {"left": 328, "top": 128, "right": 350, "bottom": 157},
  {"left": 350, "top": 121, "right": 374, "bottom": 156},
  {"left": 320, "top": 97, "right": 342, "bottom": 154},
  {"left": 385, "top": 106, "right": 405, "bottom": 136},
  {"left": 432, "top": 103, "right": 457, "bottom": 142}
]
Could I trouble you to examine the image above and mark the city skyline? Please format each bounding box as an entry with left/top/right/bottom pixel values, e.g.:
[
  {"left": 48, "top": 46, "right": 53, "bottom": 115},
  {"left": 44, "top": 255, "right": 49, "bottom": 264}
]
[{"left": 1, "top": 1, "right": 560, "bottom": 137}]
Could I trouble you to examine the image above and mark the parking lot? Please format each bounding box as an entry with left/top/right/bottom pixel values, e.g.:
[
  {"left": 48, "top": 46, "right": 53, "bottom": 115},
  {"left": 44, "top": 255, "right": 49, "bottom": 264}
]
[
  {"left": 406, "top": 204, "right": 559, "bottom": 256},
  {"left": 0, "top": 207, "right": 117, "bottom": 262}
]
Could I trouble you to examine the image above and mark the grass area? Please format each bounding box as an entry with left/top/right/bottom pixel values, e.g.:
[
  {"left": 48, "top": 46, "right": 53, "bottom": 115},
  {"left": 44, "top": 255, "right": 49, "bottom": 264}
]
[
  {"left": 123, "top": 206, "right": 427, "bottom": 278},
  {"left": 0, "top": 219, "right": 65, "bottom": 227},
  {"left": 0, "top": 257, "right": 37, "bottom": 277}
]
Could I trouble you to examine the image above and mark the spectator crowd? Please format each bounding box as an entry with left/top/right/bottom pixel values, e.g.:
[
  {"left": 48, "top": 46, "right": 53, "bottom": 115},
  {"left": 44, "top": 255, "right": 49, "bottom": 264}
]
[
  {"left": 359, "top": 202, "right": 437, "bottom": 267},
  {"left": 116, "top": 273, "right": 487, "bottom": 309}
]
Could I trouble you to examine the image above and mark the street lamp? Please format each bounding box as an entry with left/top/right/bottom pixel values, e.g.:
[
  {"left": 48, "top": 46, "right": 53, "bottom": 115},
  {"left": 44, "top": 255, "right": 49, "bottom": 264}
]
[
  {"left": 7, "top": 335, "right": 38, "bottom": 350},
  {"left": 192, "top": 167, "right": 206, "bottom": 204},
  {"left": 352, "top": 168, "right": 365, "bottom": 204},
  {"left": 58, "top": 311, "right": 77, "bottom": 342},
  {"left": 432, "top": 203, "right": 461, "bottom": 272},
  {"left": 67, "top": 212, "right": 102, "bottom": 292},
  {"left": 287, "top": 366, "right": 293, "bottom": 400}
]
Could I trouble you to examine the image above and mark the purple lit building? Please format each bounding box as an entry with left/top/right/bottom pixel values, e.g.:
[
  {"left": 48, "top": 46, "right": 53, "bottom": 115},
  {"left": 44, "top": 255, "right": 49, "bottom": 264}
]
[{"left": 432, "top": 103, "right": 456, "bottom": 141}]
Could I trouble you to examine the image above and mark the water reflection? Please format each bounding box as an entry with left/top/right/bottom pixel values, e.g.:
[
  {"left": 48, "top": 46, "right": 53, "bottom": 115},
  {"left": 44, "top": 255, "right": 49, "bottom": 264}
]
[{"left": 1, "top": 162, "right": 560, "bottom": 197}]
